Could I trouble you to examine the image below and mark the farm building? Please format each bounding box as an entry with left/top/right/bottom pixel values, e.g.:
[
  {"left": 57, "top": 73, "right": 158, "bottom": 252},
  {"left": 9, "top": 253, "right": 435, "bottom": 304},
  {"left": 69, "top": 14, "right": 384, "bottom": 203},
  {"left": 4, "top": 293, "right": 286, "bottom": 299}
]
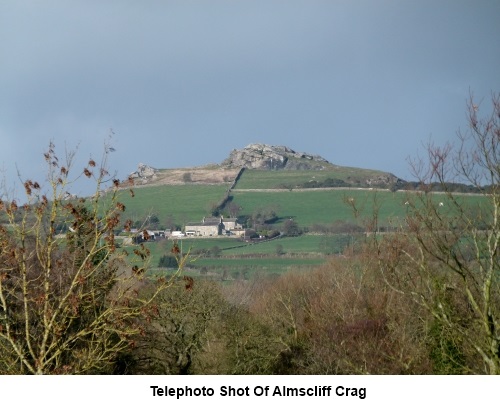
[
  {"left": 185, "top": 216, "right": 243, "bottom": 237},
  {"left": 222, "top": 216, "right": 245, "bottom": 237}
]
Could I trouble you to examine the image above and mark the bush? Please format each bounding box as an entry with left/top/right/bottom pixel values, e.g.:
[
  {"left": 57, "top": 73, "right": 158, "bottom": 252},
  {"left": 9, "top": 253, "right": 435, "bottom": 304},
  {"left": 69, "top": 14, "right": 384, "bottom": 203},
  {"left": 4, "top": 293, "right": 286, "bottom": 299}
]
[
  {"left": 158, "top": 255, "right": 178, "bottom": 268},
  {"left": 282, "top": 219, "right": 301, "bottom": 236},
  {"left": 275, "top": 244, "right": 285, "bottom": 256},
  {"left": 209, "top": 245, "right": 222, "bottom": 257}
]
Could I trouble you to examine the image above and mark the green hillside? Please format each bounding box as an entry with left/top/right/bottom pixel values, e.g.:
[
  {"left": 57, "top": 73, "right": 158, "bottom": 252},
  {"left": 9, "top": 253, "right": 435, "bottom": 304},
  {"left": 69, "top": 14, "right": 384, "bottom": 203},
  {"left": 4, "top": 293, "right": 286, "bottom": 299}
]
[
  {"left": 111, "top": 171, "right": 488, "bottom": 231},
  {"left": 114, "top": 184, "right": 229, "bottom": 227},
  {"left": 113, "top": 182, "right": 410, "bottom": 231},
  {"left": 231, "top": 188, "right": 407, "bottom": 228},
  {"left": 110, "top": 164, "right": 489, "bottom": 278},
  {"left": 234, "top": 168, "right": 395, "bottom": 189}
]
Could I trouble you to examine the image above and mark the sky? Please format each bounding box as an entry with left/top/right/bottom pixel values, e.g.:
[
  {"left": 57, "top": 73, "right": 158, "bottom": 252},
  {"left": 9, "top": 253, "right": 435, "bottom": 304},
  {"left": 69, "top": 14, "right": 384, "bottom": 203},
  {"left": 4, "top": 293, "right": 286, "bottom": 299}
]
[{"left": 1, "top": 0, "right": 499, "bottom": 196}]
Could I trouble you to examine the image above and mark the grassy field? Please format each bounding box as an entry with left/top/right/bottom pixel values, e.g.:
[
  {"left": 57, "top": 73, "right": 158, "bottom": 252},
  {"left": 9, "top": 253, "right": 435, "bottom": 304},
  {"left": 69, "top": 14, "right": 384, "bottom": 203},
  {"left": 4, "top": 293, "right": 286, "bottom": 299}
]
[
  {"left": 144, "top": 234, "right": 346, "bottom": 256},
  {"left": 111, "top": 170, "right": 490, "bottom": 279},
  {"left": 109, "top": 170, "right": 488, "bottom": 232},
  {"left": 231, "top": 188, "right": 408, "bottom": 227},
  {"left": 113, "top": 184, "right": 229, "bottom": 225},
  {"left": 127, "top": 234, "right": 361, "bottom": 280},
  {"left": 187, "top": 256, "right": 326, "bottom": 278},
  {"left": 234, "top": 168, "right": 391, "bottom": 189},
  {"left": 148, "top": 251, "right": 327, "bottom": 280},
  {"left": 231, "top": 188, "right": 489, "bottom": 228}
]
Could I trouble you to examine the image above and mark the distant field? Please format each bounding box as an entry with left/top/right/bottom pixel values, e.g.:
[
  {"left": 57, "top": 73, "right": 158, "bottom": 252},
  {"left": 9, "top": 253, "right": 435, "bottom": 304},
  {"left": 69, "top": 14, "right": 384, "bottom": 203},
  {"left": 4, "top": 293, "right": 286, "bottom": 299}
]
[
  {"left": 129, "top": 234, "right": 360, "bottom": 279},
  {"left": 133, "top": 235, "right": 334, "bottom": 259},
  {"left": 111, "top": 180, "right": 488, "bottom": 233},
  {"left": 111, "top": 170, "right": 490, "bottom": 279},
  {"left": 188, "top": 256, "right": 326, "bottom": 278},
  {"left": 231, "top": 188, "right": 408, "bottom": 227},
  {"left": 234, "top": 168, "right": 390, "bottom": 189},
  {"left": 113, "top": 184, "right": 229, "bottom": 224}
]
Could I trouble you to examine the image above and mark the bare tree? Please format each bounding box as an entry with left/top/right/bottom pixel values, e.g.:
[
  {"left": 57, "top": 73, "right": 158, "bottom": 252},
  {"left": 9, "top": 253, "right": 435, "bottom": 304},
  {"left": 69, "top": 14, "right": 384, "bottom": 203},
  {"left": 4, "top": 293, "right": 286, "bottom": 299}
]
[
  {"left": 376, "top": 93, "right": 500, "bottom": 374},
  {"left": 226, "top": 201, "right": 242, "bottom": 218},
  {"left": 0, "top": 142, "right": 178, "bottom": 374}
]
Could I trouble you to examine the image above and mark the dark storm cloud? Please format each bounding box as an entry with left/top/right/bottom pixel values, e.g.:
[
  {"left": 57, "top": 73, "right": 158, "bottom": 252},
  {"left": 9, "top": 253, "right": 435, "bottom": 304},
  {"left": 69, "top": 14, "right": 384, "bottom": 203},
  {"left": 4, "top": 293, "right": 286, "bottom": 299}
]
[{"left": 1, "top": 0, "right": 499, "bottom": 197}]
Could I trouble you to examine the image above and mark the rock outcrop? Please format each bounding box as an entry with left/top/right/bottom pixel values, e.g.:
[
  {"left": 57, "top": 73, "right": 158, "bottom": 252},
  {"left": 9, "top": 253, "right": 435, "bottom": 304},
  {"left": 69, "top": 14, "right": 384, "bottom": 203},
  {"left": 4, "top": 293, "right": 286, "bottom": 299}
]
[
  {"left": 129, "top": 163, "right": 158, "bottom": 184},
  {"left": 221, "top": 143, "right": 331, "bottom": 170},
  {"left": 127, "top": 144, "right": 406, "bottom": 190}
]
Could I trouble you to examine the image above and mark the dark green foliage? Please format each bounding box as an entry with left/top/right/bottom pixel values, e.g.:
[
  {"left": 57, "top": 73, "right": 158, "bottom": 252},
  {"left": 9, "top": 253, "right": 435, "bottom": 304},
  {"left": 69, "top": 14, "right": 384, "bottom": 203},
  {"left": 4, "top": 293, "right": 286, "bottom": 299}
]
[
  {"left": 275, "top": 244, "right": 285, "bottom": 255},
  {"left": 158, "top": 254, "right": 178, "bottom": 268},
  {"left": 209, "top": 245, "right": 222, "bottom": 257},
  {"left": 397, "top": 181, "right": 489, "bottom": 193},
  {"left": 282, "top": 219, "right": 301, "bottom": 236},
  {"left": 251, "top": 205, "right": 279, "bottom": 227},
  {"left": 298, "top": 178, "right": 349, "bottom": 189},
  {"left": 147, "top": 214, "right": 160, "bottom": 228}
]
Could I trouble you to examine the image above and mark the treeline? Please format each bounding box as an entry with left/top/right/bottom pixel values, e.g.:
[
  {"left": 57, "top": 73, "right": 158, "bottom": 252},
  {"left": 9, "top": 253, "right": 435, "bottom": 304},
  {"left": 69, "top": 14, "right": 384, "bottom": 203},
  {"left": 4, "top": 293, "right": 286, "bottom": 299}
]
[{"left": 268, "top": 176, "right": 493, "bottom": 194}]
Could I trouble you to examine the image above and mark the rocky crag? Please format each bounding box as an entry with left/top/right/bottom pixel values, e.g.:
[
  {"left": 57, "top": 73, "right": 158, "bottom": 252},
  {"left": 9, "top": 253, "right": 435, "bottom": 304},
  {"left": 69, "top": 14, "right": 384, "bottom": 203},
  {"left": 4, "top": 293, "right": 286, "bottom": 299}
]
[
  {"left": 128, "top": 143, "right": 405, "bottom": 189},
  {"left": 128, "top": 163, "right": 159, "bottom": 184},
  {"left": 221, "top": 143, "right": 405, "bottom": 188},
  {"left": 221, "top": 143, "right": 331, "bottom": 170}
]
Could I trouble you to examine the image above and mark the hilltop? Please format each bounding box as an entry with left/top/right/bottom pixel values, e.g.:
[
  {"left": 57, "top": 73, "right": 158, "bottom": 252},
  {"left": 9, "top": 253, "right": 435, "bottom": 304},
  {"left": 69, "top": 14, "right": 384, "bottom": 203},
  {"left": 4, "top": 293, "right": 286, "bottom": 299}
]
[
  {"left": 221, "top": 143, "right": 331, "bottom": 170},
  {"left": 126, "top": 143, "right": 404, "bottom": 189}
]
